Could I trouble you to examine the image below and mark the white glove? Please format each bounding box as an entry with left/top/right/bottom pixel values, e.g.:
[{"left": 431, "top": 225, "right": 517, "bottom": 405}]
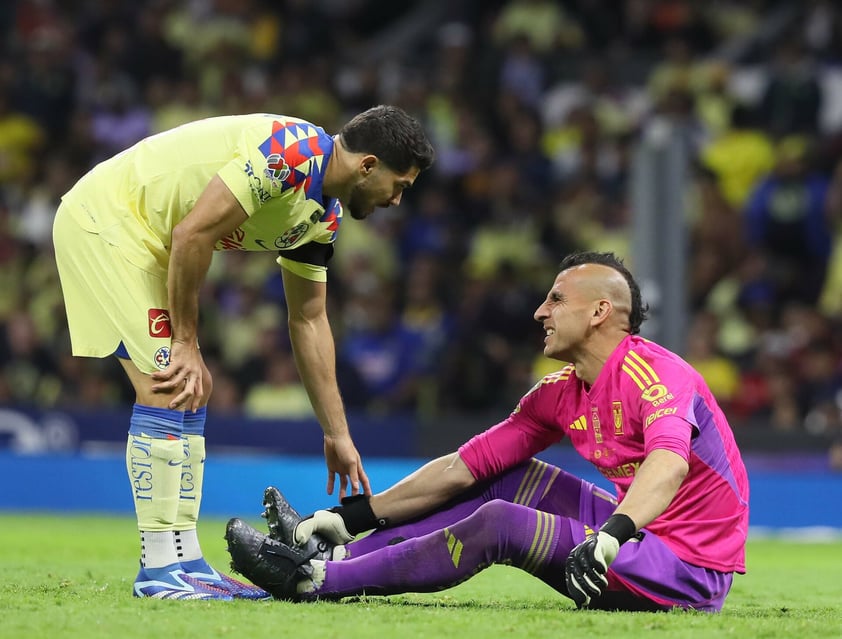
[
  {"left": 294, "top": 510, "right": 355, "bottom": 545},
  {"left": 294, "top": 495, "right": 385, "bottom": 546}
]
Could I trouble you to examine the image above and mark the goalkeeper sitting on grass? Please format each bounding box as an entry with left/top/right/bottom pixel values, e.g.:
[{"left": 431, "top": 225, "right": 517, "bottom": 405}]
[{"left": 226, "top": 251, "right": 750, "bottom": 612}]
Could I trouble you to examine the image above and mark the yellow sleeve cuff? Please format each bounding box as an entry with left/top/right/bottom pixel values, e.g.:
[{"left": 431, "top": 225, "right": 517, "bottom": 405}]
[{"left": 277, "top": 255, "right": 328, "bottom": 282}]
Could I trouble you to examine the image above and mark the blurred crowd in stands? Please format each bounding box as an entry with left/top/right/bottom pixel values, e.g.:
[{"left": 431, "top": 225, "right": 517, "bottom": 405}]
[{"left": 0, "top": 0, "right": 841, "bottom": 462}]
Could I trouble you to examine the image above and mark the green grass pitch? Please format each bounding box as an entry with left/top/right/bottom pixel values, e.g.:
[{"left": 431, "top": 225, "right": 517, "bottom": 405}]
[{"left": 1, "top": 513, "right": 841, "bottom": 639}]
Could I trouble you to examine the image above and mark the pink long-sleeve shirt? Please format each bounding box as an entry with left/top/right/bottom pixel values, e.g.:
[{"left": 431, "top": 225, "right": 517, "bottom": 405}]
[{"left": 459, "top": 335, "right": 749, "bottom": 573}]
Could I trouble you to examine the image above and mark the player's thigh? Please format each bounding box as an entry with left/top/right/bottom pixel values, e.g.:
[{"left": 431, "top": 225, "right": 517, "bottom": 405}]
[
  {"left": 119, "top": 351, "right": 214, "bottom": 408},
  {"left": 603, "top": 529, "right": 733, "bottom": 611},
  {"left": 117, "top": 356, "right": 168, "bottom": 407},
  {"left": 530, "top": 466, "right": 619, "bottom": 526}
]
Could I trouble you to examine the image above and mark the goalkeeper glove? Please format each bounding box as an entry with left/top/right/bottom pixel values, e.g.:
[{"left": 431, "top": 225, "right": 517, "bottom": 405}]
[
  {"left": 564, "top": 513, "right": 636, "bottom": 608},
  {"left": 294, "top": 495, "right": 387, "bottom": 545}
]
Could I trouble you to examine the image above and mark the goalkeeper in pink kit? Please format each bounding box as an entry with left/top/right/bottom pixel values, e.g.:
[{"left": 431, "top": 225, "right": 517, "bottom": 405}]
[{"left": 226, "top": 251, "right": 749, "bottom": 611}]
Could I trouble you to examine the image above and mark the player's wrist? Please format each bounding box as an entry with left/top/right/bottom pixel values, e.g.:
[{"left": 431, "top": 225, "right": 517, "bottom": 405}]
[
  {"left": 323, "top": 431, "right": 352, "bottom": 443},
  {"left": 332, "top": 495, "right": 388, "bottom": 535},
  {"left": 598, "top": 513, "right": 636, "bottom": 545}
]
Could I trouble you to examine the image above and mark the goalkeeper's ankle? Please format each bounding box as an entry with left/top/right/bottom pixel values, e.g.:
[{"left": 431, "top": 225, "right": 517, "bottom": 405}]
[{"left": 296, "top": 559, "right": 326, "bottom": 594}]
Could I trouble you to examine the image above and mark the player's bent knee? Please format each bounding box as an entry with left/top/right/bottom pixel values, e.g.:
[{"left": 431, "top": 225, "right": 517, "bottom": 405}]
[
  {"left": 200, "top": 368, "right": 213, "bottom": 405},
  {"left": 118, "top": 358, "right": 175, "bottom": 408},
  {"left": 468, "top": 499, "right": 520, "bottom": 531}
]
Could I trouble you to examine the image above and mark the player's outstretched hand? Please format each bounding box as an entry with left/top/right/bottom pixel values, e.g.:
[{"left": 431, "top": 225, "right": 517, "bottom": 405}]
[
  {"left": 323, "top": 435, "right": 372, "bottom": 498},
  {"left": 564, "top": 531, "right": 619, "bottom": 608}
]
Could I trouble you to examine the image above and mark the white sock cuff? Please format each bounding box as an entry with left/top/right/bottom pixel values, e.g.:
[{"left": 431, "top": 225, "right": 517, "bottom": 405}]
[
  {"left": 173, "top": 528, "right": 203, "bottom": 562},
  {"left": 141, "top": 530, "right": 179, "bottom": 569},
  {"left": 296, "top": 559, "right": 325, "bottom": 594}
]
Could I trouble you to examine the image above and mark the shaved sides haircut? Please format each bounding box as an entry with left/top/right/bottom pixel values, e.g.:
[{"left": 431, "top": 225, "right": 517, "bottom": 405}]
[{"left": 558, "top": 251, "right": 649, "bottom": 334}]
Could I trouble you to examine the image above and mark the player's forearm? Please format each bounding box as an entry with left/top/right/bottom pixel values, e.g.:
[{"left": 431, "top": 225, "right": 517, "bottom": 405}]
[
  {"left": 370, "top": 453, "right": 476, "bottom": 523},
  {"left": 613, "top": 448, "right": 688, "bottom": 529},
  {"left": 167, "top": 224, "right": 215, "bottom": 342},
  {"left": 287, "top": 314, "right": 350, "bottom": 439},
  {"left": 294, "top": 453, "right": 475, "bottom": 544},
  {"left": 166, "top": 176, "right": 247, "bottom": 342}
]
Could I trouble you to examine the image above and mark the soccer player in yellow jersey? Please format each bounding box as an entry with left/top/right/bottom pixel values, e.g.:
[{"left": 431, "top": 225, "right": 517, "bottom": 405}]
[{"left": 52, "top": 105, "right": 435, "bottom": 600}]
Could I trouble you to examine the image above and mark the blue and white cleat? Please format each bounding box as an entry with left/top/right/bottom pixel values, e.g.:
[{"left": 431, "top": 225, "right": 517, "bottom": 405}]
[
  {"left": 133, "top": 562, "right": 233, "bottom": 600},
  {"left": 182, "top": 558, "right": 271, "bottom": 600}
]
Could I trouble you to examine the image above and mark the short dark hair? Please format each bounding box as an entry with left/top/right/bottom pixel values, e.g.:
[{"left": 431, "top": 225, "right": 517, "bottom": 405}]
[
  {"left": 339, "top": 105, "right": 435, "bottom": 174},
  {"left": 559, "top": 251, "right": 649, "bottom": 334}
]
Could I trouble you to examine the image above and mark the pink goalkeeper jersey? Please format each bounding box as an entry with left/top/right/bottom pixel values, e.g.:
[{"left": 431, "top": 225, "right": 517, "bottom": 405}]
[{"left": 459, "top": 335, "right": 749, "bottom": 573}]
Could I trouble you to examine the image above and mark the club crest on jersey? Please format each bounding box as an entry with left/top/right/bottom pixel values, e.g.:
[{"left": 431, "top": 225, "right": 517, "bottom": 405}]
[
  {"left": 275, "top": 222, "right": 309, "bottom": 248},
  {"left": 154, "top": 346, "right": 171, "bottom": 370},
  {"left": 613, "top": 401, "right": 625, "bottom": 436},
  {"left": 264, "top": 153, "right": 291, "bottom": 187},
  {"left": 148, "top": 308, "right": 171, "bottom": 338}
]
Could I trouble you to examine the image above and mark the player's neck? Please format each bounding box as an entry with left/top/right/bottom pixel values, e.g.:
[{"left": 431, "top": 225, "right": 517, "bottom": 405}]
[
  {"left": 574, "top": 334, "right": 626, "bottom": 386},
  {"left": 322, "top": 135, "right": 355, "bottom": 202},
  {"left": 573, "top": 355, "right": 604, "bottom": 387}
]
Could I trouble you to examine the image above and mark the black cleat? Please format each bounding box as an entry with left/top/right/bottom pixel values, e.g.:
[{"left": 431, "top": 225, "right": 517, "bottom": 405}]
[
  {"left": 225, "top": 517, "right": 315, "bottom": 601},
  {"left": 261, "top": 486, "right": 333, "bottom": 561}
]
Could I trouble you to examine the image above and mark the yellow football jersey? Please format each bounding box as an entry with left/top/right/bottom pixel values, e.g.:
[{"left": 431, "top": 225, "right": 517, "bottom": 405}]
[{"left": 61, "top": 114, "right": 343, "bottom": 282}]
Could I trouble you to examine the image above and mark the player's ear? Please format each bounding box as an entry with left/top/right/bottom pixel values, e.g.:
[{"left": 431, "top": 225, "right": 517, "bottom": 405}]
[
  {"left": 360, "top": 155, "right": 378, "bottom": 176},
  {"left": 592, "top": 299, "right": 612, "bottom": 326}
]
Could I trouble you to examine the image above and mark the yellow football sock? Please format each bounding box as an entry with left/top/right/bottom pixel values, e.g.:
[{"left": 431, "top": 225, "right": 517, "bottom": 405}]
[
  {"left": 174, "top": 434, "right": 206, "bottom": 561},
  {"left": 126, "top": 432, "right": 184, "bottom": 567}
]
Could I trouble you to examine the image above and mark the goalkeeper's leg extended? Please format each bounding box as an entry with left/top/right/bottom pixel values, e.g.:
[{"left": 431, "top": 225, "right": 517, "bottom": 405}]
[{"left": 289, "top": 499, "right": 726, "bottom": 611}]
